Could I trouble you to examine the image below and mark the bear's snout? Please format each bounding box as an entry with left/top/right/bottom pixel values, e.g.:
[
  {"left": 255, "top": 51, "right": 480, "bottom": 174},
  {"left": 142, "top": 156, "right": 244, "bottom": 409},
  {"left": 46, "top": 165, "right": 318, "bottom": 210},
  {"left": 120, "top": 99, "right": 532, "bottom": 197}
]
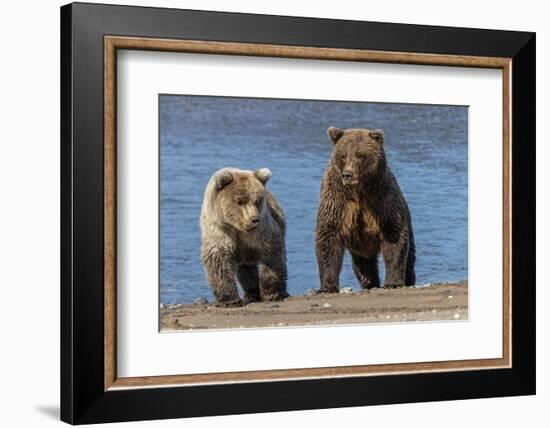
[
  {"left": 341, "top": 170, "right": 353, "bottom": 182},
  {"left": 244, "top": 214, "right": 260, "bottom": 231}
]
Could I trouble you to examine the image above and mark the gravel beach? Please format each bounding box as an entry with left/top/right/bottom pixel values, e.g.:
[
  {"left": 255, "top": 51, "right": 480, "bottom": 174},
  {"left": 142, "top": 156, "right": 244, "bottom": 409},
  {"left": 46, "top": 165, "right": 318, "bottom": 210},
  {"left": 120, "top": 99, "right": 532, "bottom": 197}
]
[{"left": 160, "top": 281, "right": 468, "bottom": 331}]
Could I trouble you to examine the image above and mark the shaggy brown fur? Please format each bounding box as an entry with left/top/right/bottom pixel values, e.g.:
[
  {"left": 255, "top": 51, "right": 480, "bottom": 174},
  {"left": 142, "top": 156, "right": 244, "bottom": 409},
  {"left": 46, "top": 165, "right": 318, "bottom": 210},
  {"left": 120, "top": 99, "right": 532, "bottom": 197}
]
[
  {"left": 315, "top": 127, "right": 415, "bottom": 292},
  {"left": 200, "top": 168, "right": 288, "bottom": 307}
]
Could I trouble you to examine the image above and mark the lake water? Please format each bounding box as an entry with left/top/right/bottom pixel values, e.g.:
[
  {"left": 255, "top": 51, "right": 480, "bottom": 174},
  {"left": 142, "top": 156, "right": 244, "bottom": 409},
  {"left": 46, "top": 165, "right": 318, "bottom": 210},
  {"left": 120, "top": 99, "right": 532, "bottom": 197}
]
[{"left": 160, "top": 95, "right": 468, "bottom": 304}]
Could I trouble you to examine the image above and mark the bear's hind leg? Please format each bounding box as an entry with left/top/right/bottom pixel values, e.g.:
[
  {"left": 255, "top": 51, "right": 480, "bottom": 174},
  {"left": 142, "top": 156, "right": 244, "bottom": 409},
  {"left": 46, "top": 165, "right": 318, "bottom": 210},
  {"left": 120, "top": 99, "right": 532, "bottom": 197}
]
[
  {"left": 237, "top": 264, "right": 261, "bottom": 304},
  {"left": 405, "top": 227, "right": 416, "bottom": 286},
  {"left": 405, "top": 264, "right": 416, "bottom": 287},
  {"left": 405, "top": 245, "right": 416, "bottom": 286},
  {"left": 259, "top": 259, "right": 288, "bottom": 302},
  {"left": 351, "top": 254, "right": 380, "bottom": 289}
]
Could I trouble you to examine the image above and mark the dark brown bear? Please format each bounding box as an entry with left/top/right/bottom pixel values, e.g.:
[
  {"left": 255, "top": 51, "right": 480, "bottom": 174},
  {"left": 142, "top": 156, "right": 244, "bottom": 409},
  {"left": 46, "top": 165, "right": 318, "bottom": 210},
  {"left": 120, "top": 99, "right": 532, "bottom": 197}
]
[{"left": 315, "top": 127, "right": 415, "bottom": 292}]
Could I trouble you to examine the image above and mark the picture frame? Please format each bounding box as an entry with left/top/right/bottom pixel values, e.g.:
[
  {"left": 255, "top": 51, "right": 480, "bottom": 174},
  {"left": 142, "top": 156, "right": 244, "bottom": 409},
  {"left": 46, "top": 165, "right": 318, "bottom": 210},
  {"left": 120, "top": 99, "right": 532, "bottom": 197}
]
[{"left": 60, "top": 2, "right": 535, "bottom": 424}]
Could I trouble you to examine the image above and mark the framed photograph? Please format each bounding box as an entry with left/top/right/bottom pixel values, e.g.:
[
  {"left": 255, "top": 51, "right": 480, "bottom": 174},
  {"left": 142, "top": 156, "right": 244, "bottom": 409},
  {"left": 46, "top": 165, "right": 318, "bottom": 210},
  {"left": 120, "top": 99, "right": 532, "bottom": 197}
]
[{"left": 60, "top": 2, "right": 535, "bottom": 424}]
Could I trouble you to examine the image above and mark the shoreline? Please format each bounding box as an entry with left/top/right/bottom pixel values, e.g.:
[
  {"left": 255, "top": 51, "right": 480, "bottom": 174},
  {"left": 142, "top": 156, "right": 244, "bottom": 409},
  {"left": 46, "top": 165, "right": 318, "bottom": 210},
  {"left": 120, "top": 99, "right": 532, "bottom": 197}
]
[{"left": 160, "top": 280, "right": 468, "bottom": 331}]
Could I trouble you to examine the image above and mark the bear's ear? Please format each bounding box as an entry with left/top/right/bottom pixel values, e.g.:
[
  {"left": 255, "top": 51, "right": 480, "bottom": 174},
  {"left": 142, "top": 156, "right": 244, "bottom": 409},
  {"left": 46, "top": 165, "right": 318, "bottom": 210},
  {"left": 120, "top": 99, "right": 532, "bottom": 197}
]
[
  {"left": 254, "top": 168, "right": 272, "bottom": 185},
  {"left": 369, "top": 129, "right": 384, "bottom": 144},
  {"left": 327, "top": 127, "right": 344, "bottom": 144},
  {"left": 215, "top": 170, "right": 234, "bottom": 190}
]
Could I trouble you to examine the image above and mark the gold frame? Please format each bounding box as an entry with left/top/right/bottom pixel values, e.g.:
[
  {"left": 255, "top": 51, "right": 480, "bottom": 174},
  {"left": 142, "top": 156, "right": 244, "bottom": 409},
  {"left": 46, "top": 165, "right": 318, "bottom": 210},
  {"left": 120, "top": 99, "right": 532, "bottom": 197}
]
[{"left": 104, "top": 36, "right": 512, "bottom": 391}]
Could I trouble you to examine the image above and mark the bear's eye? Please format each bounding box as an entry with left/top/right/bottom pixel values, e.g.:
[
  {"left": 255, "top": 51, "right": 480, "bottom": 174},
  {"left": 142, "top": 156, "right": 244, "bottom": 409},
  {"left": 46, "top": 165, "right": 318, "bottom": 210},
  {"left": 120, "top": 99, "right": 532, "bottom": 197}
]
[
  {"left": 356, "top": 152, "right": 366, "bottom": 159},
  {"left": 255, "top": 197, "right": 264, "bottom": 208},
  {"left": 236, "top": 198, "right": 248, "bottom": 205},
  {"left": 337, "top": 153, "right": 346, "bottom": 161}
]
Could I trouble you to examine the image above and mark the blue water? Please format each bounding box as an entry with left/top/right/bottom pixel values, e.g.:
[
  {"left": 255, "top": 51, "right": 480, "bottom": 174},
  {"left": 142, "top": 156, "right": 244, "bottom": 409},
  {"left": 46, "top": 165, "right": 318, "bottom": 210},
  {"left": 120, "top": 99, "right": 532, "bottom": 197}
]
[{"left": 160, "top": 95, "right": 468, "bottom": 304}]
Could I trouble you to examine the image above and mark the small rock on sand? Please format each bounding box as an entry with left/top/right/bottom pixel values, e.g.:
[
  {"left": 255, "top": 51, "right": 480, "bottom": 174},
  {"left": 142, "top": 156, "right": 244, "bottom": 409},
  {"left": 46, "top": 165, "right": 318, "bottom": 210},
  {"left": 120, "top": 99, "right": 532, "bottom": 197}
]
[
  {"left": 194, "top": 297, "right": 208, "bottom": 305},
  {"left": 339, "top": 287, "right": 353, "bottom": 294},
  {"left": 304, "top": 289, "right": 319, "bottom": 297},
  {"left": 322, "top": 303, "right": 332, "bottom": 309}
]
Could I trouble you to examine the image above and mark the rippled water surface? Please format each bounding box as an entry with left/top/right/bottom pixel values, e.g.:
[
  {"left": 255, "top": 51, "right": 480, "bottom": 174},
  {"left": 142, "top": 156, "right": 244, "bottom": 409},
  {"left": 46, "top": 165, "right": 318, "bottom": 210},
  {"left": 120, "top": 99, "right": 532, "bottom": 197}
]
[{"left": 160, "top": 95, "right": 468, "bottom": 304}]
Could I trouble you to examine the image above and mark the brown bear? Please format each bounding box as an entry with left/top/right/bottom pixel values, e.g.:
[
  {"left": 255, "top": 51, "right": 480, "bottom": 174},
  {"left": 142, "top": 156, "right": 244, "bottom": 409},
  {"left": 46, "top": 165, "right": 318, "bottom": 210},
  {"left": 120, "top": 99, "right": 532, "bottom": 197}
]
[
  {"left": 200, "top": 167, "right": 288, "bottom": 307},
  {"left": 315, "top": 127, "right": 415, "bottom": 292}
]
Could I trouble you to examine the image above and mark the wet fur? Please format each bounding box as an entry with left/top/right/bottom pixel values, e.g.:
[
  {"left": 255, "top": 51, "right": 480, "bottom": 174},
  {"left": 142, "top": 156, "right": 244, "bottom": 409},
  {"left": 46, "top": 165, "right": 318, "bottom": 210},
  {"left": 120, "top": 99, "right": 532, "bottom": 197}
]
[
  {"left": 200, "top": 168, "right": 288, "bottom": 306},
  {"left": 315, "top": 128, "right": 416, "bottom": 292}
]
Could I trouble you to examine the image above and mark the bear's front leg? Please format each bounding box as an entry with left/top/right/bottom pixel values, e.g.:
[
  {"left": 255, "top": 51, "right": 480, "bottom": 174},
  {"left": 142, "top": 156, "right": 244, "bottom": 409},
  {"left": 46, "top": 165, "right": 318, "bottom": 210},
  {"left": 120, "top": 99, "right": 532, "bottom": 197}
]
[
  {"left": 316, "top": 232, "right": 344, "bottom": 293},
  {"left": 381, "top": 238, "right": 409, "bottom": 288},
  {"left": 237, "top": 264, "right": 261, "bottom": 304},
  {"left": 259, "top": 259, "right": 288, "bottom": 302},
  {"left": 202, "top": 255, "right": 242, "bottom": 307},
  {"left": 351, "top": 254, "right": 380, "bottom": 289}
]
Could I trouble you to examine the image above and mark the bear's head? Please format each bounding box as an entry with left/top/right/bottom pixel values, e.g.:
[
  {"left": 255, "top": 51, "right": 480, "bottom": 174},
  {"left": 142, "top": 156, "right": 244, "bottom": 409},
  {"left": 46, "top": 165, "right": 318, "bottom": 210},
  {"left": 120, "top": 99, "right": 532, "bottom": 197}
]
[
  {"left": 327, "top": 127, "right": 386, "bottom": 186},
  {"left": 212, "top": 168, "right": 272, "bottom": 233}
]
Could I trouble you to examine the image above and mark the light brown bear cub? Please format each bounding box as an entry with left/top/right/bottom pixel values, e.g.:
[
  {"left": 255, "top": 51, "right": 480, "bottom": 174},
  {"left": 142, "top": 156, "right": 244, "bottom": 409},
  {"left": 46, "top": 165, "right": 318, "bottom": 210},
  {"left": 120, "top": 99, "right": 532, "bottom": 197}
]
[
  {"left": 200, "top": 167, "right": 288, "bottom": 307},
  {"left": 315, "top": 127, "right": 416, "bottom": 292}
]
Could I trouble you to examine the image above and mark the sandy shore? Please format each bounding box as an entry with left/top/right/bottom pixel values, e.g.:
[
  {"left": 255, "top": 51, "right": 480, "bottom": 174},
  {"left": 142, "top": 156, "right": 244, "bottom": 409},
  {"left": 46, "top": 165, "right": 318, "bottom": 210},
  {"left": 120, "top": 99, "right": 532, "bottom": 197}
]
[{"left": 160, "top": 281, "right": 467, "bottom": 330}]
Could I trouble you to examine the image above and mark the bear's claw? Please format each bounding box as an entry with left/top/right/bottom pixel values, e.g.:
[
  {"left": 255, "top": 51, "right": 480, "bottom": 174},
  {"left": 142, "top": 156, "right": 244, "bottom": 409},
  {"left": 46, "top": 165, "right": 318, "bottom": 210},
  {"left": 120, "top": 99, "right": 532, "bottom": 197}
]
[
  {"left": 261, "top": 291, "right": 289, "bottom": 302},
  {"left": 215, "top": 298, "right": 243, "bottom": 308},
  {"left": 319, "top": 286, "right": 339, "bottom": 294}
]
